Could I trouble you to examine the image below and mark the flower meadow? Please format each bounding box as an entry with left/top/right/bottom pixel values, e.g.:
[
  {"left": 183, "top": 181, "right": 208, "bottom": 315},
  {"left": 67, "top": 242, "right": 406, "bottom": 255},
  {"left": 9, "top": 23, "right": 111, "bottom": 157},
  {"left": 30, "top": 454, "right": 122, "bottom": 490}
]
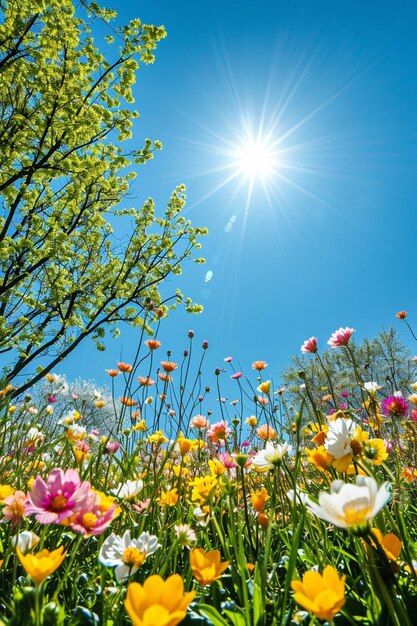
[{"left": 1, "top": 318, "right": 417, "bottom": 625}]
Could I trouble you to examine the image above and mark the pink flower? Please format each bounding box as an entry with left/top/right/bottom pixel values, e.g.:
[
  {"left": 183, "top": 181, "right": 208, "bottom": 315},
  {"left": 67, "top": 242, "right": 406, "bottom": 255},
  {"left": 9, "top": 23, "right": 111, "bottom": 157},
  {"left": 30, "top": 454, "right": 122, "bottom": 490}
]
[
  {"left": 26, "top": 468, "right": 91, "bottom": 524},
  {"left": 190, "top": 415, "right": 209, "bottom": 429},
  {"left": 132, "top": 498, "right": 152, "bottom": 513},
  {"left": 327, "top": 327, "right": 355, "bottom": 348},
  {"left": 224, "top": 356, "right": 233, "bottom": 363},
  {"left": 2, "top": 491, "right": 28, "bottom": 527},
  {"left": 301, "top": 337, "right": 318, "bottom": 354},
  {"left": 218, "top": 452, "right": 237, "bottom": 469},
  {"left": 106, "top": 441, "right": 120, "bottom": 454},
  {"left": 207, "top": 420, "right": 231, "bottom": 444},
  {"left": 231, "top": 372, "right": 243, "bottom": 379},
  {"left": 68, "top": 491, "right": 117, "bottom": 536}
]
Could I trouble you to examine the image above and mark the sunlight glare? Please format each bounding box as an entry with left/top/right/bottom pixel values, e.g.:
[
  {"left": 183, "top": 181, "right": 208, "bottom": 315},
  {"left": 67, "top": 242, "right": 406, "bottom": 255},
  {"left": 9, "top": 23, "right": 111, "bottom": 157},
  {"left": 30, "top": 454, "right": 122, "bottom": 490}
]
[{"left": 231, "top": 133, "right": 277, "bottom": 183}]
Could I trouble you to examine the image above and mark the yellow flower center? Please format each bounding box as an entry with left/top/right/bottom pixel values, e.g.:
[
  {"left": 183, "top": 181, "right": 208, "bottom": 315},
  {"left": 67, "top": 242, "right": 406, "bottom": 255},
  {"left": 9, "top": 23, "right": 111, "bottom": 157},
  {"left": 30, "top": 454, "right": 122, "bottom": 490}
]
[
  {"left": 51, "top": 495, "right": 68, "bottom": 511},
  {"left": 343, "top": 505, "right": 371, "bottom": 526},
  {"left": 82, "top": 513, "right": 98, "bottom": 529},
  {"left": 123, "top": 547, "right": 146, "bottom": 568}
]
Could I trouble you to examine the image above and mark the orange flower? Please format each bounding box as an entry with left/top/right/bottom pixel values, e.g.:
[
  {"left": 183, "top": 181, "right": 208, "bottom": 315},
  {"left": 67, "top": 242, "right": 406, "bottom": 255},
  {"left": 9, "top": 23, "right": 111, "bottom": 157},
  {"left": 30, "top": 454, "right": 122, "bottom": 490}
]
[
  {"left": 158, "top": 373, "right": 173, "bottom": 383},
  {"left": 145, "top": 339, "right": 162, "bottom": 350},
  {"left": 252, "top": 360, "right": 268, "bottom": 371},
  {"left": 369, "top": 528, "right": 402, "bottom": 563},
  {"left": 189, "top": 548, "right": 229, "bottom": 586},
  {"left": 257, "top": 512, "right": 269, "bottom": 529},
  {"left": 250, "top": 487, "right": 269, "bottom": 512},
  {"left": 160, "top": 361, "right": 178, "bottom": 373},
  {"left": 402, "top": 466, "right": 417, "bottom": 482},
  {"left": 306, "top": 446, "right": 334, "bottom": 471},
  {"left": 256, "top": 423, "right": 277, "bottom": 440},
  {"left": 106, "top": 369, "right": 120, "bottom": 377},
  {"left": 119, "top": 397, "right": 138, "bottom": 407},
  {"left": 396, "top": 311, "right": 407, "bottom": 319},
  {"left": 0, "top": 384, "right": 12, "bottom": 399},
  {"left": 117, "top": 362, "right": 133, "bottom": 373},
  {"left": 312, "top": 430, "right": 327, "bottom": 446},
  {"left": 137, "top": 376, "right": 155, "bottom": 387}
]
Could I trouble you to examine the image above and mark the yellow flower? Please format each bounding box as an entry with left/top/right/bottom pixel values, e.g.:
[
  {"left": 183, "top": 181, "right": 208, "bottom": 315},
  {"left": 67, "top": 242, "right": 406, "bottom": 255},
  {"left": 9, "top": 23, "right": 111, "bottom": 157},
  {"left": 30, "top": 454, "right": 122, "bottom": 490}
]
[
  {"left": 189, "top": 475, "right": 218, "bottom": 503},
  {"left": 291, "top": 565, "right": 346, "bottom": 621},
  {"left": 148, "top": 430, "right": 168, "bottom": 445},
  {"left": 306, "top": 446, "right": 334, "bottom": 472},
  {"left": 257, "top": 380, "right": 271, "bottom": 395},
  {"left": 362, "top": 439, "right": 388, "bottom": 465},
  {"left": 331, "top": 453, "right": 353, "bottom": 473},
  {"left": 189, "top": 548, "right": 230, "bottom": 586},
  {"left": 0, "top": 485, "right": 14, "bottom": 501},
  {"left": 250, "top": 487, "right": 269, "bottom": 512},
  {"left": 16, "top": 546, "right": 66, "bottom": 586},
  {"left": 369, "top": 528, "right": 402, "bottom": 563},
  {"left": 177, "top": 436, "right": 193, "bottom": 456},
  {"left": 158, "top": 488, "right": 179, "bottom": 507},
  {"left": 208, "top": 459, "right": 226, "bottom": 476},
  {"left": 245, "top": 416, "right": 258, "bottom": 427},
  {"left": 94, "top": 490, "right": 121, "bottom": 517},
  {"left": 125, "top": 574, "right": 195, "bottom": 626}
]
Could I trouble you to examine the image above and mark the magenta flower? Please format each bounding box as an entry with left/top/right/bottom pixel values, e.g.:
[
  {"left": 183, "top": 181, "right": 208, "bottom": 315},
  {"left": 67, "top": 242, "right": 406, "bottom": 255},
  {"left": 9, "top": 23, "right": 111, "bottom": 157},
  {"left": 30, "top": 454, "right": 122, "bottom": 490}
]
[
  {"left": 301, "top": 336, "right": 318, "bottom": 354},
  {"left": 381, "top": 395, "right": 409, "bottom": 418},
  {"left": 327, "top": 327, "right": 355, "bottom": 348},
  {"left": 26, "top": 468, "right": 91, "bottom": 524}
]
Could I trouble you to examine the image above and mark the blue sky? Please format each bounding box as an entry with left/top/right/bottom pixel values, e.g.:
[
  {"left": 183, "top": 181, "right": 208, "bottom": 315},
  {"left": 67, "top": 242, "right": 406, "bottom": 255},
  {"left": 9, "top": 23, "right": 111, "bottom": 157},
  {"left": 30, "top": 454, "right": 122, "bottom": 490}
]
[{"left": 21, "top": 1, "right": 417, "bottom": 400}]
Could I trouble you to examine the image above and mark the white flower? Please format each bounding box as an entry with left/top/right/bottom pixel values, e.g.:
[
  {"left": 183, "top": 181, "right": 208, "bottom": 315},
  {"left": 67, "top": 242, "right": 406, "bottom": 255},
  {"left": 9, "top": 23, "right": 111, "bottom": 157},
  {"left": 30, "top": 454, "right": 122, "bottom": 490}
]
[
  {"left": 111, "top": 479, "right": 143, "bottom": 500},
  {"left": 25, "top": 427, "right": 44, "bottom": 443},
  {"left": 324, "top": 418, "right": 356, "bottom": 459},
  {"left": 251, "top": 441, "right": 291, "bottom": 470},
  {"left": 174, "top": 524, "right": 197, "bottom": 546},
  {"left": 193, "top": 506, "right": 210, "bottom": 527},
  {"left": 11, "top": 531, "right": 40, "bottom": 554},
  {"left": 363, "top": 381, "right": 382, "bottom": 394},
  {"left": 286, "top": 489, "right": 309, "bottom": 506},
  {"left": 98, "top": 530, "right": 160, "bottom": 582},
  {"left": 305, "top": 476, "right": 391, "bottom": 530},
  {"left": 393, "top": 391, "right": 403, "bottom": 398}
]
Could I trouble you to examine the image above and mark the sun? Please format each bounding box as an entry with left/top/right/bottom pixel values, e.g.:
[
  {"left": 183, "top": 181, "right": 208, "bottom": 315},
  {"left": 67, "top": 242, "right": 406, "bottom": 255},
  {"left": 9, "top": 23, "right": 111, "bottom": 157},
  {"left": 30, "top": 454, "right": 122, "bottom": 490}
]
[{"left": 229, "top": 132, "right": 277, "bottom": 183}]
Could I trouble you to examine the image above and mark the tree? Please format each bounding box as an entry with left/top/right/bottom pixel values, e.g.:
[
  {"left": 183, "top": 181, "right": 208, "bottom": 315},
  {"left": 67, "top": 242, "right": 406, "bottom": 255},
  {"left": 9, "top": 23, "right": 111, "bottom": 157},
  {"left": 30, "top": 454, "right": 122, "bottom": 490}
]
[
  {"left": 282, "top": 327, "right": 417, "bottom": 425},
  {"left": 0, "top": 0, "right": 207, "bottom": 397}
]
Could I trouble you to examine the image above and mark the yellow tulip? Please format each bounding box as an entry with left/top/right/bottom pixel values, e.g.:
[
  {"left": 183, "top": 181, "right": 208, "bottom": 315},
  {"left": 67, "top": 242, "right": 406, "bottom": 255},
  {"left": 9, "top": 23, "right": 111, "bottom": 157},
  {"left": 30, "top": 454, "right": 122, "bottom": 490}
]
[
  {"left": 16, "top": 546, "right": 66, "bottom": 586},
  {"left": 257, "top": 380, "right": 271, "bottom": 395},
  {"left": 189, "top": 548, "right": 229, "bottom": 586},
  {"left": 125, "top": 574, "right": 195, "bottom": 626},
  {"left": 291, "top": 565, "right": 346, "bottom": 621}
]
